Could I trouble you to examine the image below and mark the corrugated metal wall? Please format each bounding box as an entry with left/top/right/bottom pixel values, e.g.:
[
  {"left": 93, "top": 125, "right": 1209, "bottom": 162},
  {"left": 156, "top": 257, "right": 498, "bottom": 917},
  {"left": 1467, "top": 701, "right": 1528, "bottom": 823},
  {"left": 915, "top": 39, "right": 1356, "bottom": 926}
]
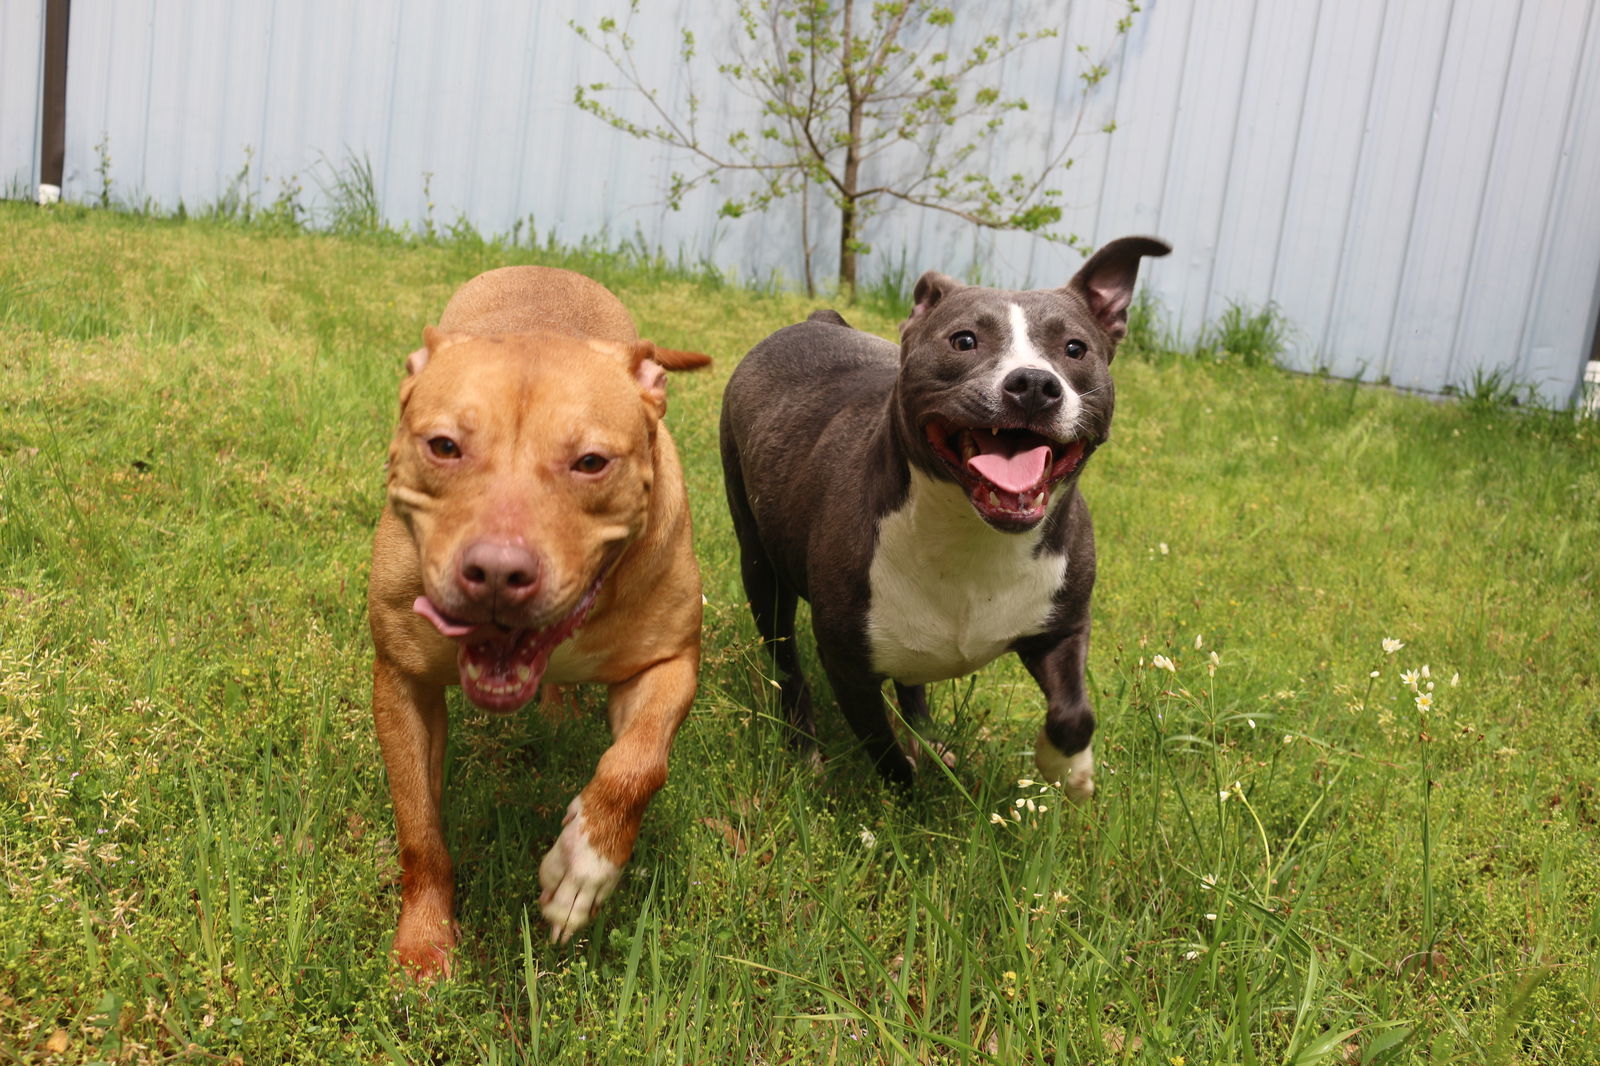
[
  {"left": 4, "top": 0, "right": 1597, "bottom": 404},
  {"left": 0, "top": 0, "right": 44, "bottom": 197}
]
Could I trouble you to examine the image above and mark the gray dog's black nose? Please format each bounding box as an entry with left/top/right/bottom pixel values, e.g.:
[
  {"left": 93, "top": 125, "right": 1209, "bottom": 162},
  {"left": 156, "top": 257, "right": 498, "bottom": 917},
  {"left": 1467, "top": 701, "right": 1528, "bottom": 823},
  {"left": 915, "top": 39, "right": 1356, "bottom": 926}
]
[
  {"left": 1001, "top": 367, "right": 1064, "bottom": 417},
  {"left": 458, "top": 541, "right": 542, "bottom": 605}
]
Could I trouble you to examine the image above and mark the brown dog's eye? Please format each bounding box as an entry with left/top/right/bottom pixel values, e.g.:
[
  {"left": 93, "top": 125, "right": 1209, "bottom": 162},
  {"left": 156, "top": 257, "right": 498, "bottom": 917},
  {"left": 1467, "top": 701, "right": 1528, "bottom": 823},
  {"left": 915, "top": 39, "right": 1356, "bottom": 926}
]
[
  {"left": 1065, "top": 339, "right": 1087, "bottom": 359},
  {"left": 950, "top": 331, "right": 977, "bottom": 352},
  {"left": 573, "top": 453, "right": 610, "bottom": 475},
  {"left": 427, "top": 436, "right": 461, "bottom": 459}
]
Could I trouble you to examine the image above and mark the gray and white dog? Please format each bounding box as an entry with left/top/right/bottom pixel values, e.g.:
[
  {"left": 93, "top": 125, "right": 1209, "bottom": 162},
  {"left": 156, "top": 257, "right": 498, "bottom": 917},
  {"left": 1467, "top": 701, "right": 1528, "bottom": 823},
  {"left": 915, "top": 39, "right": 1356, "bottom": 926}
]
[{"left": 719, "top": 236, "right": 1170, "bottom": 795}]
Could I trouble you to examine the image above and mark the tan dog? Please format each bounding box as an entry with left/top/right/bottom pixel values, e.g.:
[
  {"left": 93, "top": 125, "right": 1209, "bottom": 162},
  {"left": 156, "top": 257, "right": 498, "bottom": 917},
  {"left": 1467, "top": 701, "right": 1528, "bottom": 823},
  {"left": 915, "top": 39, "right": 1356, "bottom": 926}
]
[{"left": 368, "top": 266, "right": 710, "bottom": 975}]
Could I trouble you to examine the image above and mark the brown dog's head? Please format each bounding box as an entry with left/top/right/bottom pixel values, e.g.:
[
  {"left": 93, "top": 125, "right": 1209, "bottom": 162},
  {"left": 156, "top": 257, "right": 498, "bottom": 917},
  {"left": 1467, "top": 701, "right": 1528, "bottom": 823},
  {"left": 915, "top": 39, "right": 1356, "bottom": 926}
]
[{"left": 386, "top": 327, "right": 710, "bottom": 710}]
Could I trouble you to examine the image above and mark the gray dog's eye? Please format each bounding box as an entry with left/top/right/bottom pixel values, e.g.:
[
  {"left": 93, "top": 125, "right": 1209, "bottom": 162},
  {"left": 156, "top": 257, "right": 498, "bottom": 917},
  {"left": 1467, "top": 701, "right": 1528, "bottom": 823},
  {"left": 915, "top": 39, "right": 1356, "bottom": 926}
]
[
  {"left": 950, "top": 331, "right": 977, "bottom": 352},
  {"left": 427, "top": 436, "right": 461, "bottom": 459},
  {"left": 1065, "top": 339, "right": 1087, "bottom": 359}
]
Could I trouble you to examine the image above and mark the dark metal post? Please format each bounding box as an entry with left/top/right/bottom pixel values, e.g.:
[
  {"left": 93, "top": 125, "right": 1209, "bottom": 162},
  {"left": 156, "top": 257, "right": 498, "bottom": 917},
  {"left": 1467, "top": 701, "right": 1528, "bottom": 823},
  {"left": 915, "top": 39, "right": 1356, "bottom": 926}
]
[{"left": 39, "top": 0, "right": 71, "bottom": 204}]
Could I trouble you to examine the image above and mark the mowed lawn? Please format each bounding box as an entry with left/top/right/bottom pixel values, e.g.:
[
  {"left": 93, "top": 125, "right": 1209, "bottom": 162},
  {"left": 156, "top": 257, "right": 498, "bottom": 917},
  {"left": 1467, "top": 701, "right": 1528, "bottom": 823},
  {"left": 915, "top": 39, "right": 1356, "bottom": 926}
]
[{"left": 1, "top": 202, "right": 1597, "bottom": 1064}]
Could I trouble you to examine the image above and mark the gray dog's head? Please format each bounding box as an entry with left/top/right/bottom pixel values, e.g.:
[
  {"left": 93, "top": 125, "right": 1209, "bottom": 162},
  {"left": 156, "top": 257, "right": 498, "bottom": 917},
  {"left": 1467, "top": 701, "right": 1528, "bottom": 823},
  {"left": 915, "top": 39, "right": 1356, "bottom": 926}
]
[{"left": 892, "top": 236, "right": 1171, "bottom": 532}]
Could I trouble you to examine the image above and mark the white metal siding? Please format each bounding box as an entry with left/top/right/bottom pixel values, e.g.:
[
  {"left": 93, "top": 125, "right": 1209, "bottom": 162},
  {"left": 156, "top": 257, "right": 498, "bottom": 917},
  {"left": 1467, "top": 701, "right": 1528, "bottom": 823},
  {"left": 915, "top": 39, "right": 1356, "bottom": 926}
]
[
  {"left": 0, "top": 0, "right": 45, "bottom": 196},
  {"left": 2, "top": 0, "right": 1596, "bottom": 404}
]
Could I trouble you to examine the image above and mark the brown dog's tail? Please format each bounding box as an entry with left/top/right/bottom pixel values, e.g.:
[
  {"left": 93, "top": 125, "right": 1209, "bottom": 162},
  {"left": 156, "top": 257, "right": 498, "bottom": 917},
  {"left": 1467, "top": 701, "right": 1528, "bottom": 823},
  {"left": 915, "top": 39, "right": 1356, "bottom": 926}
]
[{"left": 637, "top": 341, "right": 712, "bottom": 372}]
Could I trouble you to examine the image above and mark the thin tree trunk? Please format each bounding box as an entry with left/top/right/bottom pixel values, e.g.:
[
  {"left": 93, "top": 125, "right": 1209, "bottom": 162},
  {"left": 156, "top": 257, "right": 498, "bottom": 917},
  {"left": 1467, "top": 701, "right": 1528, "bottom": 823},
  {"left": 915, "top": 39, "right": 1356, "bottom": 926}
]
[
  {"left": 839, "top": 0, "right": 863, "bottom": 296},
  {"left": 801, "top": 181, "right": 815, "bottom": 297},
  {"left": 839, "top": 189, "right": 857, "bottom": 294}
]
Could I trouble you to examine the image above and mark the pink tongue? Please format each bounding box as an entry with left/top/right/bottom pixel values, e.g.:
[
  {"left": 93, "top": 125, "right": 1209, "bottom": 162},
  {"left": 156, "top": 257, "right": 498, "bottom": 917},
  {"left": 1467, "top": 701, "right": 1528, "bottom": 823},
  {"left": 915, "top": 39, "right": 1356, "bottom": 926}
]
[
  {"left": 414, "top": 596, "right": 480, "bottom": 639},
  {"left": 967, "top": 445, "right": 1050, "bottom": 493}
]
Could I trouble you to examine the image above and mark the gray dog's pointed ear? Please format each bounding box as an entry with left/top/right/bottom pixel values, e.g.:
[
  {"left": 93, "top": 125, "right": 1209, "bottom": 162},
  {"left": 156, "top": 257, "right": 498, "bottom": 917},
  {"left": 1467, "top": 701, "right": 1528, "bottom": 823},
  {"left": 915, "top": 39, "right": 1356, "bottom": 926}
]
[
  {"left": 1065, "top": 236, "right": 1171, "bottom": 343},
  {"left": 901, "top": 271, "right": 964, "bottom": 337}
]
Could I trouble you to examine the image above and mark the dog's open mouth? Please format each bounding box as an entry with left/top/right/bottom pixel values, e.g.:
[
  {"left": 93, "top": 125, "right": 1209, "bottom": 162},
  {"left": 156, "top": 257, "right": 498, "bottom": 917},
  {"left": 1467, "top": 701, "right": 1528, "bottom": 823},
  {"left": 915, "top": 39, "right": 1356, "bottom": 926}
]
[
  {"left": 924, "top": 416, "right": 1088, "bottom": 529},
  {"left": 412, "top": 579, "right": 604, "bottom": 712}
]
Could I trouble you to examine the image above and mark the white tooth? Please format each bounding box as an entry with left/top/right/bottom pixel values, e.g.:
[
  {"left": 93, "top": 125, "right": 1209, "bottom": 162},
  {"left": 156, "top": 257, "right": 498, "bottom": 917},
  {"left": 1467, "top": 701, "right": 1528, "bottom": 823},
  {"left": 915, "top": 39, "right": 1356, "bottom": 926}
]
[
  {"left": 961, "top": 436, "right": 978, "bottom": 461},
  {"left": 517, "top": 665, "right": 533, "bottom": 683},
  {"left": 466, "top": 662, "right": 482, "bottom": 680},
  {"left": 988, "top": 491, "right": 1001, "bottom": 508},
  {"left": 1032, "top": 492, "right": 1046, "bottom": 509}
]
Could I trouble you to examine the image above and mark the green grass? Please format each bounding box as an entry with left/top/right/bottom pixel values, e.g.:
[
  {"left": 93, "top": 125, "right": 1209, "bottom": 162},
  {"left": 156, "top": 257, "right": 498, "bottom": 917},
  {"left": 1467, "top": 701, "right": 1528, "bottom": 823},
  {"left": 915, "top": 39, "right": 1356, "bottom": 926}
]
[{"left": 2, "top": 201, "right": 1598, "bottom": 1065}]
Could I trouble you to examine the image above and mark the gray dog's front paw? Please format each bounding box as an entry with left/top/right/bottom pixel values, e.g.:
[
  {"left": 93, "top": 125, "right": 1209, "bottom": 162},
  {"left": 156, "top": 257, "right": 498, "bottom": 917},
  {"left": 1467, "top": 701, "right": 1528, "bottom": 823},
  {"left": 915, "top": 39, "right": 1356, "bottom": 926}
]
[{"left": 1035, "top": 729, "right": 1095, "bottom": 803}]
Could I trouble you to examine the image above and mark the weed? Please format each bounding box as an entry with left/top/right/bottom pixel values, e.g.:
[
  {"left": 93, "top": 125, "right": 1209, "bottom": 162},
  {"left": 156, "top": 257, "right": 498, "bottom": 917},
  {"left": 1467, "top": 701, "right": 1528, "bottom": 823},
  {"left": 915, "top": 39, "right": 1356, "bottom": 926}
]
[
  {"left": 858, "top": 249, "right": 915, "bottom": 318},
  {"left": 1122, "top": 289, "right": 1176, "bottom": 359},
  {"left": 1450, "top": 365, "right": 1531, "bottom": 414},
  {"left": 93, "top": 131, "right": 114, "bottom": 208},
  {"left": 420, "top": 171, "right": 438, "bottom": 242},
  {"left": 1201, "top": 300, "right": 1289, "bottom": 367},
  {"left": 316, "top": 150, "right": 383, "bottom": 237},
  {"left": 204, "top": 147, "right": 259, "bottom": 223}
]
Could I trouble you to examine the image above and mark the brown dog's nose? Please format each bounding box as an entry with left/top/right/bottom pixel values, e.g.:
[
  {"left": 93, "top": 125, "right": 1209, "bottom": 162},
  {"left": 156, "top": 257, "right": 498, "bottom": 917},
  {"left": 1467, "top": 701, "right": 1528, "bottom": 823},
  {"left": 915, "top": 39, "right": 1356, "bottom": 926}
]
[{"left": 458, "top": 541, "right": 542, "bottom": 606}]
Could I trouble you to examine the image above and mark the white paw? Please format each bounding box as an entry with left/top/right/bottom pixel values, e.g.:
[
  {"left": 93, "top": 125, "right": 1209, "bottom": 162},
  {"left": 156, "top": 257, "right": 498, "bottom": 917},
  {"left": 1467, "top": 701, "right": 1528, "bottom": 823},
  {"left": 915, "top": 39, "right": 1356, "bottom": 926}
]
[
  {"left": 912, "top": 739, "right": 958, "bottom": 771},
  {"left": 1035, "top": 730, "right": 1094, "bottom": 804},
  {"left": 538, "top": 796, "right": 622, "bottom": 944}
]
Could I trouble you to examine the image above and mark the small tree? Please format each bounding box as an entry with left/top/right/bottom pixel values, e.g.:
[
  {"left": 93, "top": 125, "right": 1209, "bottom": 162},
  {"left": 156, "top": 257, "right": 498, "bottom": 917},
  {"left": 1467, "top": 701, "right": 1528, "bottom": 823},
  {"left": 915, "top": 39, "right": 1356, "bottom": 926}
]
[{"left": 574, "top": 0, "right": 1137, "bottom": 295}]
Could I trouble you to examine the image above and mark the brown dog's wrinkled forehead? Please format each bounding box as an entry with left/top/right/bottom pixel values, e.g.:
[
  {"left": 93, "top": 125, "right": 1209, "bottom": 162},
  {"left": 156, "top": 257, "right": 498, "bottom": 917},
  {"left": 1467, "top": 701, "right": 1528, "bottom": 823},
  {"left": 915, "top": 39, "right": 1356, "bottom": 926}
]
[{"left": 400, "top": 328, "right": 710, "bottom": 429}]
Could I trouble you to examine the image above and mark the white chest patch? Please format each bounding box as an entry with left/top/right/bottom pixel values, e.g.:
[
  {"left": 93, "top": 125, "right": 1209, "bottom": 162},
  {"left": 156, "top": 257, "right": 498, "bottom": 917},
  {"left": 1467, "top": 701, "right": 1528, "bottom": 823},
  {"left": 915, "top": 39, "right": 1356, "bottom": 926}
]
[{"left": 867, "top": 469, "right": 1067, "bottom": 685}]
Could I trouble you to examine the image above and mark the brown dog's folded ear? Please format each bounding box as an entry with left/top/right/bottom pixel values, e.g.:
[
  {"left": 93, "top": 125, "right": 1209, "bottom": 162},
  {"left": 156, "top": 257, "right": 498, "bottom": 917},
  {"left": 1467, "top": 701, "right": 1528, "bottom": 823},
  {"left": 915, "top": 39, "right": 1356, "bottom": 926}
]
[
  {"left": 590, "top": 339, "right": 712, "bottom": 419},
  {"left": 635, "top": 340, "right": 711, "bottom": 418},
  {"left": 1065, "top": 236, "right": 1171, "bottom": 345},
  {"left": 407, "top": 326, "right": 469, "bottom": 377},
  {"left": 399, "top": 325, "right": 457, "bottom": 408},
  {"left": 901, "top": 270, "right": 965, "bottom": 336}
]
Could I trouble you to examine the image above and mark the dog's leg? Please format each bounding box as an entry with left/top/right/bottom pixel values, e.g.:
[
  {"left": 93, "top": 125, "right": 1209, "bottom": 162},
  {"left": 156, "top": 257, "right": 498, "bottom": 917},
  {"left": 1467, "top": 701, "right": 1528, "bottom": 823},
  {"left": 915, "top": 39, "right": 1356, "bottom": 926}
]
[
  {"left": 751, "top": 579, "right": 817, "bottom": 750},
  {"left": 893, "top": 682, "right": 958, "bottom": 770},
  {"left": 727, "top": 468, "right": 818, "bottom": 749},
  {"left": 814, "top": 637, "right": 913, "bottom": 785},
  {"left": 1015, "top": 623, "right": 1096, "bottom": 802},
  {"left": 538, "top": 652, "right": 694, "bottom": 943},
  {"left": 372, "top": 658, "right": 457, "bottom": 976}
]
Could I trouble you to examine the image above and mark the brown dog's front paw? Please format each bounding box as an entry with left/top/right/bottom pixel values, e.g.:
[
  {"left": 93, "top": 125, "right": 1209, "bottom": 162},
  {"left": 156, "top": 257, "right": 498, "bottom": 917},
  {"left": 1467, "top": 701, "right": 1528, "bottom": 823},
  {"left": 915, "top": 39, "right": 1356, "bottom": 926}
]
[
  {"left": 393, "top": 917, "right": 458, "bottom": 980},
  {"left": 538, "top": 796, "right": 622, "bottom": 944}
]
